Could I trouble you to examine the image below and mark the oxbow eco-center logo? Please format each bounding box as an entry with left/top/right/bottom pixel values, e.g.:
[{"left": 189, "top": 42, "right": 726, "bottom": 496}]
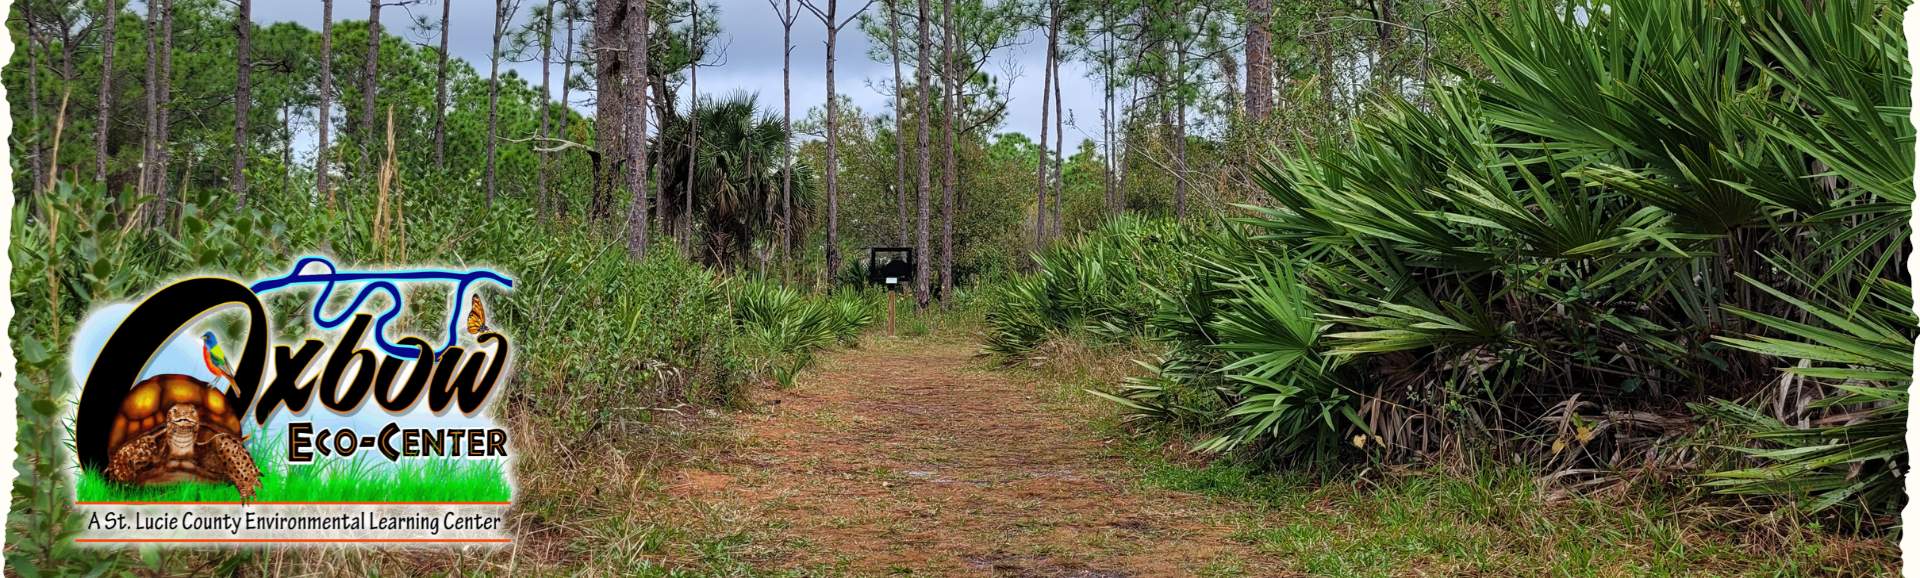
[{"left": 69, "top": 257, "right": 517, "bottom": 545}]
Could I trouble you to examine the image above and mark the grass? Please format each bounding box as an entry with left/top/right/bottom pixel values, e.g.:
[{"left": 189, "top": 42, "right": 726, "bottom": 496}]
[
  {"left": 1013, "top": 341, "right": 1899, "bottom": 578},
  {"left": 1115, "top": 444, "right": 1898, "bottom": 577},
  {"left": 74, "top": 434, "right": 511, "bottom": 503}
]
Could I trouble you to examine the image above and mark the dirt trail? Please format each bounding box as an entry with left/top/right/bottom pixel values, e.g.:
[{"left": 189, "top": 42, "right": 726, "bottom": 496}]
[{"left": 670, "top": 334, "right": 1285, "bottom": 577}]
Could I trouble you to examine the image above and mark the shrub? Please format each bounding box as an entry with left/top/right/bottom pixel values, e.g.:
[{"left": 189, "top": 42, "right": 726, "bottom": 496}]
[{"left": 996, "top": 0, "right": 1912, "bottom": 524}]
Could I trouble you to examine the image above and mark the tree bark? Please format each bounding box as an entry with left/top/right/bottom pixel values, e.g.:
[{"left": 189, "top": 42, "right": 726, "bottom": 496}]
[
  {"left": 1171, "top": 2, "right": 1187, "bottom": 219},
  {"left": 590, "top": 0, "right": 624, "bottom": 222},
  {"left": 536, "top": 1, "right": 553, "bottom": 215},
  {"left": 361, "top": 0, "right": 382, "bottom": 174},
  {"left": 94, "top": 0, "right": 117, "bottom": 184},
  {"left": 685, "top": 0, "right": 698, "bottom": 248},
  {"left": 149, "top": 0, "right": 173, "bottom": 226},
  {"left": 913, "top": 0, "right": 932, "bottom": 306},
  {"left": 938, "top": 0, "right": 955, "bottom": 298},
  {"left": 888, "top": 0, "right": 907, "bottom": 246},
  {"left": 233, "top": 0, "right": 252, "bottom": 207},
  {"left": 1051, "top": 46, "right": 1063, "bottom": 237},
  {"left": 1033, "top": 0, "right": 1052, "bottom": 249},
  {"left": 1244, "top": 0, "right": 1270, "bottom": 122},
  {"left": 1103, "top": 0, "right": 1117, "bottom": 215},
  {"left": 1029, "top": 0, "right": 1059, "bottom": 247},
  {"left": 486, "top": 0, "right": 505, "bottom": 206},
  {"left": 140, "top": 0, "right": 156, "bottom": 202},
  {"left": 558, "top": 0, "right": 576, "bottom": 216},
  {"left": 318, "top": 0, "right": 334, "bottom": 205},
  {"left": 624, "top": 0, "right": 652, "bottom": 257},
  {"left": 23, "top": 0, "right": 43, "bottom": 197},
  {"left": 820, "top": 0, "right": 843, "bottom": 282},
  {"left": 433, "top": 0, "right": 451, "bottom": 168},
  {"left": 779, "top": 0, "right": 794, "bottom": 268}
]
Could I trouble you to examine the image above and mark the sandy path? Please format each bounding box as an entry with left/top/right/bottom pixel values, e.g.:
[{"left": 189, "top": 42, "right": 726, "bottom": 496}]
[{"left": 669, "top": 334, "right": 1286, "bottom": 577}]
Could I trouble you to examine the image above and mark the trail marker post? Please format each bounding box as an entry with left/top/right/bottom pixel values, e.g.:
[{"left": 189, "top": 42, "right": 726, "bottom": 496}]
[{"left": 867, "top": 247, "right": 914, "bottom": 337}]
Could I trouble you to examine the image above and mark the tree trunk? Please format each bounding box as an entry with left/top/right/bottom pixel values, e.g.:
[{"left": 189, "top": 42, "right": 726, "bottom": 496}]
[
  {"left": 139, "top": 0, "right": 155, "bottom": 202},
  {"left": 433, "top": 0, "right": 451, "bottom": 168},
  {"left": 591, "top": 0, "right": 624, "bottom": 222},
  {"left": 938, "top": 0, "right": 955, "bottom": 298},
  {"left": 822, "top": 0, "right": 842, "bottom": 283},
  {"left": 486, "top": 0, "right": 505, "bottom": 206},
  {"left": 233, "top": 0, "right": 252, "bottom": 208},
  {"left": 1171, "top": 5, "right": 1188, "bottom": 219},
  {"left": 23, "top": 0, "right": 43, "bottom": 197},
  {"left": 557, "top": 0, "right": 576, "bottom": 216},
  {"left": 1052, "top": 49, "right": 1063, "bottom": 237},
  {"left": 651, "top": 73, "right": 672, "bottom": 232},
  {"left": 888, "top": 0, "right": 907, "bottom": 246},
  {"left": 318, "top": 0, "right": 334, "bottom": 205},
  {"left": 1033, "top": 0, "right": 1052, "bottom": 249},
  {"left": 361, "top": 0, "right": 381, "bottom": 175},
  {"left": 780, "top": 0, "right": 794, "bottom": 269},
  {"left": 146, "top": 0, "right": 173, "bottom": 227},
  {"left": 913, "top": 0, "right": 932, "bottom": 307},
  {"left": 624, "top": 0, "right": 652, "bottom": 257},
  {"left": 1244, "top": 0, "right": 1270, "bottom": 122},
  {"left": 685, "top": 0, "right": 698, "bottom": 249},
  {"left": 95, "top": 0, "right": 117, "bottom": 184},
  {"left": 1103, "top": 1, "right": 1117, "bottom": 215},
  {"left": 536, "top": 2, "right": 553, "bottom": 216}
]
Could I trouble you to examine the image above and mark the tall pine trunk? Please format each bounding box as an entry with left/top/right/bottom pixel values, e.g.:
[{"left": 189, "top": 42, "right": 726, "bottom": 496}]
[
  {"left": 623, "top": 0, "right": 652, "bottom": 257},
  {"left": 1102, "top": 1, "right": 1117, "bottom": 215},
  {"left": 685, "top": 0, "right": 698, "bottom": 248},
  {"left": 779, "top": 0, "right": 794, "bottom": 268},
  {"left": 317, "top": 0, "right": 334, "bottom": 205},
  {"left": 233, "top": 0, "right": 251, "bottom": 207},
  {"left": 1245, "top": 0, "right": 1271, "bottom": 122},
  {"left": 148, "top": 0, "right": 173, "bottom": 227},
  {"left": 433, "top": 0, "right": 451, "bottom": 168},
  {"left": 1174, "top": 80, "right": 1188, "bottom": 218},
  {"left": 1052, "top": 51, "right": 1063, "bottom": 237},
  {"left": 486, "top": 0, "right": 505, "bottom": 206},
  {"left": 23, "top": 0, "right": 43, "bottom": 197},
  {"left": 888, "top": 0, "right": 907, "bottom": 246},
  {"left": 1033, "top": 0, "right": 1053, "bottom": 249},
  {"left": 536, "top": 2, "right": 553, "bottom": 215},
  {"left": 361, "top": 0, "right": 382, "bottom": 175},
  {"left": 938, "top": 0, "right": 955, "bottom": 298},
  {"left": 821, "top": 0, "right": 843, "bottom": 282},
  {"left": 590, "top": 0, "right": 624, "bottom": 222},
  {"left": 913, "top": 0, "right": 932, "bottom": 306},
  {"left": 556, "top": 0, "right": 576, "bottom": 211},
  {"left": 94, "top": 0, "right": 117, "bottom": 184}
]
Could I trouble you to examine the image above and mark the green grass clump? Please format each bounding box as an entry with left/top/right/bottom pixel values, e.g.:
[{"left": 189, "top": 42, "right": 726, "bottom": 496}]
[{"left": 1127, "top": 448, "right": 1896, "bottom": 576}]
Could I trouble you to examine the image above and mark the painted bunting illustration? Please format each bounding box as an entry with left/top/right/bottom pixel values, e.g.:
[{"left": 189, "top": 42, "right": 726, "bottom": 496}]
[{"left": 202, "top": 331, "right": 234, "bottom": 384}]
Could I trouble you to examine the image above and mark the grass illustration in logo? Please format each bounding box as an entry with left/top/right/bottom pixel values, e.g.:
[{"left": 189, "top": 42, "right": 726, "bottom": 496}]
[{"left": 78, "top": 430, "right": 511, "bottom": 502}]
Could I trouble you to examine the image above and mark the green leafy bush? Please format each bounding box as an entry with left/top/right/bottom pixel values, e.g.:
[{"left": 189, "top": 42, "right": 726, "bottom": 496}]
[{"left": 995, "top": 0, "right": 1912, "bottom": 523}]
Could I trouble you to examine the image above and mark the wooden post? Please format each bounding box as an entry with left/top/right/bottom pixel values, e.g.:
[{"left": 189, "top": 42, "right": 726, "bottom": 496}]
[{"left": 888, "top": 289, "right": 897, "bottom": 337}]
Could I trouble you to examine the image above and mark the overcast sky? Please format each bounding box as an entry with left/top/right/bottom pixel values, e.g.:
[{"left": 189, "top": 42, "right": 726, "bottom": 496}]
[{"left": 254, "top": 0, "right": 1110, "bottom": 149}]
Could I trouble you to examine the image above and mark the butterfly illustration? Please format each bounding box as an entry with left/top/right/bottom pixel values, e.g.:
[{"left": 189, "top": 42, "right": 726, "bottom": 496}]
[{"left": 465, "top": 294, "right": 492, "bottom": 335}]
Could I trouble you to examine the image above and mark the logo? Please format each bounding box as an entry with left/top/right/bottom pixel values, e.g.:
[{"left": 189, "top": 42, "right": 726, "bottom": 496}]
[{"left": 70, "top": 257, "right": 515, "bottom": 545}]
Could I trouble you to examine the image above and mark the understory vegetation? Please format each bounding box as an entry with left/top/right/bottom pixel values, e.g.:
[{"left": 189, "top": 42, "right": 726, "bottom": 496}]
[{"left": 989, "top": 0, "right": 1911, "bottom": 538}]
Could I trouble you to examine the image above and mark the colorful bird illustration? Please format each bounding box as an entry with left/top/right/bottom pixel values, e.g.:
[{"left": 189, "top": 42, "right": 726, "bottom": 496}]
[{"left": 202, "top": 332, "right": 234, "bottom": 385}]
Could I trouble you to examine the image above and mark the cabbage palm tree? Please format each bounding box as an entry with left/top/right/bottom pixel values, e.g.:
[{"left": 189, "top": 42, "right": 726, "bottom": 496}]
[{"left": 655, "top": 92, "right": 816, "bottom": 269}]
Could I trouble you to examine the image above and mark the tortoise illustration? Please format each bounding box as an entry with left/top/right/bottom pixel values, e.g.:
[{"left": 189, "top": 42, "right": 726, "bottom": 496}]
[{"left": 102, "top": 374, "right": 261, "bottom": 500}]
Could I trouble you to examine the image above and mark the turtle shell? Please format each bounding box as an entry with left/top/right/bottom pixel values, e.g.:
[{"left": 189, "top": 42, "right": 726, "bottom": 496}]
[{"left": 106, "top": 374, "right": 244, "bottom": 452}]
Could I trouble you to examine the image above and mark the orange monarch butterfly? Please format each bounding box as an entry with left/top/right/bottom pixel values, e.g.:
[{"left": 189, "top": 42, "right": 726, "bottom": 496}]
[{"left": 465, "top": 294, "right": 492, "bottom": 335}]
